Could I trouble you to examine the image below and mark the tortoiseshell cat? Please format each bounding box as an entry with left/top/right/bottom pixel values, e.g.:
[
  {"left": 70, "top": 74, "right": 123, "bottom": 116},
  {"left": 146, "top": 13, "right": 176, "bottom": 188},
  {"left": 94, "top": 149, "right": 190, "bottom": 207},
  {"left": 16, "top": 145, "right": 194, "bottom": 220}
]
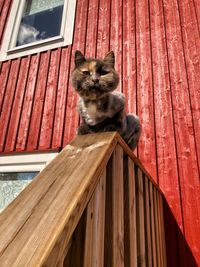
[{"left": 71, "top": 50, "right": 141, "bottom": 149}]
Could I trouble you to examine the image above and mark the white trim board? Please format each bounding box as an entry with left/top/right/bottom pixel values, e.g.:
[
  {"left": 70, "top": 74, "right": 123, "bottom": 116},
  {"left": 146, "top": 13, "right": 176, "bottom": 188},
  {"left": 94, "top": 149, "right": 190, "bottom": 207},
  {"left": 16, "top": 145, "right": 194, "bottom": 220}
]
[{"left": 0, "top": 152, "right": 58, "bottom": 172}]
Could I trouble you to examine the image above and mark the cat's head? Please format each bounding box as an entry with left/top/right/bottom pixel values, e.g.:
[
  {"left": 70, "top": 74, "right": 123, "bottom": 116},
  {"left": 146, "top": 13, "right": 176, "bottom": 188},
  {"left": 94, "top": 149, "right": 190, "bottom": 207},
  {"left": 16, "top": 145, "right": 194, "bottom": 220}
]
[{"left": 71, "top": 51, "right": 119, "bottom": 99}]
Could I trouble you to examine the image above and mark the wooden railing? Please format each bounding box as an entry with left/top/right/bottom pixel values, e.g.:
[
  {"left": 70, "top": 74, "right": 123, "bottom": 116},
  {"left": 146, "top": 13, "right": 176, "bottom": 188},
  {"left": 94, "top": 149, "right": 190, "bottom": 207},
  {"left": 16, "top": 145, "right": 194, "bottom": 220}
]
[{"left": 0, "top": 132, "right": 167, "bottom": 267}]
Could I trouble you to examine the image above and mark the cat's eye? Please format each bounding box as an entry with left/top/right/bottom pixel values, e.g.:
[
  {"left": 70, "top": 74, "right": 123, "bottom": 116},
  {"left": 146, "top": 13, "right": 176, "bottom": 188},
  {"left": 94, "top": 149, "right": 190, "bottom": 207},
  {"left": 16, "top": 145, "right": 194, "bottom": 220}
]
[
  {"left": 100, "top": 70, "right": 109, "bottom": 75},
  {"left": 82, "top": 71, "right": 90, "bottom": 75}
]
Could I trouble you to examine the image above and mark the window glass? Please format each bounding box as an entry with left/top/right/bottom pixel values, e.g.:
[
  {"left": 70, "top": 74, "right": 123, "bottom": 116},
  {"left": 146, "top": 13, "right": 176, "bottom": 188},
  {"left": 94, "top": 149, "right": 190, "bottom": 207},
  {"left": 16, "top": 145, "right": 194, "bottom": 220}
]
[
  {"left": 0, "top": 172, "right": 38, "bottom": 212},
  {"left": 16, "top": 0, "right": 64, "bottom": 47}
]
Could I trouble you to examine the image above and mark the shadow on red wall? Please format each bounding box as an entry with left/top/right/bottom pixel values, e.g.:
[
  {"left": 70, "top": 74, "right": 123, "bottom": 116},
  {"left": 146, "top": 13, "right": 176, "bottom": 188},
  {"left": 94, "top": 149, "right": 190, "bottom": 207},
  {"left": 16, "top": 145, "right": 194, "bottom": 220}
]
[{"left": 163, "top": 199, "right": 198, "bottom": 267}]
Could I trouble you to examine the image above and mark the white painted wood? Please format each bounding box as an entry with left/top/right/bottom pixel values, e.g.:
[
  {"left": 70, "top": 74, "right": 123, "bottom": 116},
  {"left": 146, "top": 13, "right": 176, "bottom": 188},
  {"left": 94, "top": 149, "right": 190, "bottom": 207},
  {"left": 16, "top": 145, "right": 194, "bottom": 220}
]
[{"left": 0, "top": 152, "right": 58, "bottom": 172}]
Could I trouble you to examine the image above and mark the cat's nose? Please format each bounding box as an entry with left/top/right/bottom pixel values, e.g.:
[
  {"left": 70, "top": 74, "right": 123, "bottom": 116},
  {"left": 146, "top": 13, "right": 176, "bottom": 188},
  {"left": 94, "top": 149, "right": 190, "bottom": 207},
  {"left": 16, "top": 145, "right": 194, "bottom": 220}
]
[
  {"left": 93, "top": 78, "right": 99, "bottom": 84},
  {"left": 91, "top": 74, "right": 99, "bottom": 84}
]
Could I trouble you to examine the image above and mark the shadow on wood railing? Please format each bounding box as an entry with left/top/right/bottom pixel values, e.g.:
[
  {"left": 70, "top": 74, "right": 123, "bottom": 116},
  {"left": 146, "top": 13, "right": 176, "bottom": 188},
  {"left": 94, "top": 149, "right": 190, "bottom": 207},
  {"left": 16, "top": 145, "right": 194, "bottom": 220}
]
[{"left": 0, "top": 132, "right": 197, "bottom": 266}]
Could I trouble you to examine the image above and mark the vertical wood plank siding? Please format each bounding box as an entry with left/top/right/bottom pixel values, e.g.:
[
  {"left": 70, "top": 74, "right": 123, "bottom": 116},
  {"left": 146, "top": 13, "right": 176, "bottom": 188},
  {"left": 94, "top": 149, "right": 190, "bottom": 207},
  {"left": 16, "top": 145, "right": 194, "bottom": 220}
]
[{"left": 0, "top": 0, "right": 199, "bottom": 264}]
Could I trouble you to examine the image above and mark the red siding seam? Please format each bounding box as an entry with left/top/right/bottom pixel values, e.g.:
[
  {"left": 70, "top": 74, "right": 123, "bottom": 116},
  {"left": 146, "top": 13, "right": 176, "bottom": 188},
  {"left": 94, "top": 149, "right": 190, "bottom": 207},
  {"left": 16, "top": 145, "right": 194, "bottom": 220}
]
[
  {"left": 27, "top": 51, "right": 51, "bottom": 151},
  {"left": 0, "top": 0, "right": 12, "bottom": 46},
  {"left": 15, "top": 54, "right": 40, "bottom": 151},
  {"left": 177, "top": 0, "right": 200, "bottom": 175},
  {"left": 4, "top": 56, "right": 31, "bottom": 152},
  {"left": 0, "top": 58, "right": 21, "bottom": 152},
  {"left": 0, "top": 60, "right": 11, "bottom": 114},
  {"left": 50, "top": 48, "right": 63, "bottom": 149},
  {"left": 59, "top": 46, "right": 73, "bottom": 149}
]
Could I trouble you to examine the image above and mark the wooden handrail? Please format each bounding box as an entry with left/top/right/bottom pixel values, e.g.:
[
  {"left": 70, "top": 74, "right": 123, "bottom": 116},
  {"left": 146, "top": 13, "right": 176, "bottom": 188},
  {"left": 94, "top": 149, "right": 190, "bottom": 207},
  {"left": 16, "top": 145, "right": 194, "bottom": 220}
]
[{"left": 0, "top": 132, "right": 167, "bottom": 266}]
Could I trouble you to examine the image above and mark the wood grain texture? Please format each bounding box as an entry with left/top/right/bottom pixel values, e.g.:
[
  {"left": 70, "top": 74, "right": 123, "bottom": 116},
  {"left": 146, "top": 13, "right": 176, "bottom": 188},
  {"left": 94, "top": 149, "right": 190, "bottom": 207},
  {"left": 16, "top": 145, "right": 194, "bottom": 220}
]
[
  {"left": 124, "top": 156, "right": 137, "bottom": 267},
  {"left": 39, "top": 49, "right": 61, "bottom": 149},
  {"left": 0, "top": 59, "right": 20, "bottom": 152},
  {"left": 136, "top": 0, "right": 157, "bottom": 181},
  {"left": 52, "top": 47, "right": 72, "bottom": 149},
  {"left": 0, "top": 0, "right": 199, "bottom": 264},
  {"left": 136, "top": 168, "right": 146, "bottom": 267},
  {"left": 96, "top": 0, "right": 110, "bottom": 57},
  {"left": 84, "top": 169, "right": 106, "bottom": 267},
  {"left": 163, "top": 0, "right": 200, "bottom": 262},
  {"left": 0, "top": 61, "right": 11, "bottom": 114},
  {"left": 15, "top": 54, "right": 40, "bottom": 151},
  {"left": 0, "top": 0, "right": 12, "bottom": 44},
  {"left": 112, "top": 145, "right": 124, "bottom": 267},
  {"left": 4, "top": 57, "right": 31, "bottom": 152},
  {"left": 150, "top": 0, "right": 183, "bottom": 230},
  {"left": 149, "top": 182, "right": 157, "bottom": 267},
  {"left": 110, "top": 0, "right": 122, "bottom": 93},
  {"left": 0, "top": 132, "right": 117, "bottom": 267},
  {"left": 144, "top": 177, "right": 152, "bottom": 267},
  {"left": 27, "top": 51, "right": 51, "bottom": 150}
]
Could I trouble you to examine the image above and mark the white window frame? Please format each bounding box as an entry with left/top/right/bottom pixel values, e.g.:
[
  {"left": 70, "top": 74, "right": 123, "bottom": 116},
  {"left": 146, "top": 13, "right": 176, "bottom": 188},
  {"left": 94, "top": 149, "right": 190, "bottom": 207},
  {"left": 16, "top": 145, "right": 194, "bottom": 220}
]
[
  {"left": 0, "top": 0, "right": 76, "bottom": 61},
  {"left": 0, "top": 152, "right": 58, "bottom": 172}
]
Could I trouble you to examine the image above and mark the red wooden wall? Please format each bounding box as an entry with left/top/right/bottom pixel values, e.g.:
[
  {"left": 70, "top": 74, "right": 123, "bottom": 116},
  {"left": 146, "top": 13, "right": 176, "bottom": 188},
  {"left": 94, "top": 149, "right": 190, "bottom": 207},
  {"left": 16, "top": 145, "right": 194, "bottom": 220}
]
[{"left": 0, "top": 0, "right": 200, "bottom": 265}]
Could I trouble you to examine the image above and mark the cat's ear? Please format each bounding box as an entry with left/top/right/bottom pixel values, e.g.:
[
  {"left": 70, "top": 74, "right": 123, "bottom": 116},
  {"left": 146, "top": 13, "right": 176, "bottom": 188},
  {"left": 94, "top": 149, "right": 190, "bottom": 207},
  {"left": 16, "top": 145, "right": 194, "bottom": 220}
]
[
  {"left": 104, "top": 51, "right": 115, "bottom": 67},
  {"left": 75, "top": 50, "right": 86, "bottom": 67}
]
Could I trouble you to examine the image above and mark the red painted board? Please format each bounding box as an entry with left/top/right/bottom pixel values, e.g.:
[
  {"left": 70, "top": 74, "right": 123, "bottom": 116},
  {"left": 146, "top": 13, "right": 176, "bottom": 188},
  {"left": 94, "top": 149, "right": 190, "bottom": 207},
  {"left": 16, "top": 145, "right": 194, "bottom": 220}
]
[
  {"left": 15, "top": 54, "right": 40, "bottom": 151},
  {"left": 178, "top": 0, "right": 200, "bottom": 173},
  {"left": 4, "top": 56, "right": 31, "bottom": 152},
  {"left": 0, "top": 59, "right": 20, "bottom": 152},
  {"left": 122, "top": 0, "right": 137, "bottom": 115},
  {"left": 96, "top": 0, "right": 110, "bottom": 58},
  {"left": 0, "top": 0, "right": 12, "bottom": 45},
  {"left": 150, "top": 0, "right": 183, "bottom": 230},
  {"left": 0, "top": 61, "right": 11, "bottom": 114},
  {"left": 163, "top": 0, "right": 200, "bottom": 263},
  {"left": 52, "top": 47, "right": 72, "bottom": 149},
  {"left": 193, "top": 0, "right": 200, "bottom": 35},
  {"left": 110, "top": 0, "right": 122, "bottom": 93},
  {"left": 136, "top": 0, "right": 157, "bottom": 181},
  {"left": 85, "top": 0, "right": 99, "bottom": 58},
  {"left": 26, "top": 51, "right": 51, "bottom": 150},
  {"left": 38, "top": 49, "right": 61, "bottom": 149}
]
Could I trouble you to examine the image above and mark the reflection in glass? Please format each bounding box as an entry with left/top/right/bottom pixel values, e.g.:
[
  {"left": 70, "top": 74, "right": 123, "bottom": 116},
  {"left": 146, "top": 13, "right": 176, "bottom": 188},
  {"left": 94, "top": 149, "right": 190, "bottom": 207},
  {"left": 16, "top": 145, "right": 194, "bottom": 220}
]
[
  {"left": 0, "top": 172, "right": 38, "bottom": 212},
  {"left": 16, "top": 0, "right": 64, "bottom": 47}
]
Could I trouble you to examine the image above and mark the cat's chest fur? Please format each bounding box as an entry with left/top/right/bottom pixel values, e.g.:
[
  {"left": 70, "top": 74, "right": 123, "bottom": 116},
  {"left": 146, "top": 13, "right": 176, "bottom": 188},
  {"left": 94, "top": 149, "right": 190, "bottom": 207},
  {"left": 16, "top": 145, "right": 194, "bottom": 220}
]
[{"left": 78, "top": 95, "right": 111, "bottom": 126}]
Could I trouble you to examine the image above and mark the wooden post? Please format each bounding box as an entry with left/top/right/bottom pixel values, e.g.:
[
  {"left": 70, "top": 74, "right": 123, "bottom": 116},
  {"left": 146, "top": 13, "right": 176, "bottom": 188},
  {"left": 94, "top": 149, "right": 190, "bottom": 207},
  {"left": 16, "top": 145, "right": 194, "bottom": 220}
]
[
  {"left": 84, "top": 169, "right": 106, "bottom": 267},
  {"left": 112, "top": 145, "right": 124, "bottom": 267},
  {"left": 136, "top": 168, "right": 146, "bottom": 266}
]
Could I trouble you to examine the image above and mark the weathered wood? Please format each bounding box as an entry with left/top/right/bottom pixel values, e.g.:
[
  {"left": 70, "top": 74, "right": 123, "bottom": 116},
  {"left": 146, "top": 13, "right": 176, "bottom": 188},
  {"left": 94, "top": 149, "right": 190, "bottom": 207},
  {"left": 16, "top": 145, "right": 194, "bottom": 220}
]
[
  {"left": 104, "top": 156, "right": 113, "bottom": 267},
  {"left": 136, "top": 0, "right": 157, "bottom": 180},
  {"left": 144, "top": 177, "right": 152, "bottom": 267},
  {"left": 136, "top": 167, "right": 146, "bottom": 266},
  {"left": 150, "top": 0, "right": 183, "bottom": 230},
  {"left": 15, "top": 54, "right": 40, "bottom": 151},
  {"left": 159, "top": 193, "right": 167, "bottom": 267},
  {"left": 39, "top": 49, "right": 61, "bottom": 149},
  {"left": 4, "top": 56, "right": 31, "bottom": 152},
  {"left": 124, "top": 156, "right": 137, "bottom": 267},
  {"left": 0, "top": 133, "right": 117, "bottom": 266},
  {"left": 64, "top": 211, "right": 87, "bottom": 267},
  {"left": 0, "top": 59, "right": 21, "bottom": 152},
  {"left": 84, "top": 169, "right": 106, "bottom": 267},
  {"left": 112, "top": 145, "right": 124, "bottom": 267},
  {"left": 154, "top": 186, "right": 161, "bottom": 266},
  {"left": 149, "top": 182, "right": 157, "bottom": 267},
  {"left": 27, "top": 51, "right": 51, "bottom": 151}
]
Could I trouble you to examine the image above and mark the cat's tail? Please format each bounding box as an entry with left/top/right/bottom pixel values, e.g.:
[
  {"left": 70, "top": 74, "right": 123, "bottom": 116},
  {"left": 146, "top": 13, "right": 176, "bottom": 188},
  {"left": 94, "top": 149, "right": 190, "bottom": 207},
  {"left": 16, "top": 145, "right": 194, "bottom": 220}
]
[{"left": 122, "top": 114, "right": 141, "bottom": 150}]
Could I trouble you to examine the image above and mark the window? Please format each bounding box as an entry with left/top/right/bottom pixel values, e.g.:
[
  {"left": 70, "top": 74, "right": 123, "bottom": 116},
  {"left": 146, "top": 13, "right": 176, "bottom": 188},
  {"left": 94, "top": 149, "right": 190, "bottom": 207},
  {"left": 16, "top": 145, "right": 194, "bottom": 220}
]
[
  {"left": 0, "top": 152, "right": 58, "bottom": 212},
  {"left": 0, "top": 0, "right": 76, "bottom": 61}
]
